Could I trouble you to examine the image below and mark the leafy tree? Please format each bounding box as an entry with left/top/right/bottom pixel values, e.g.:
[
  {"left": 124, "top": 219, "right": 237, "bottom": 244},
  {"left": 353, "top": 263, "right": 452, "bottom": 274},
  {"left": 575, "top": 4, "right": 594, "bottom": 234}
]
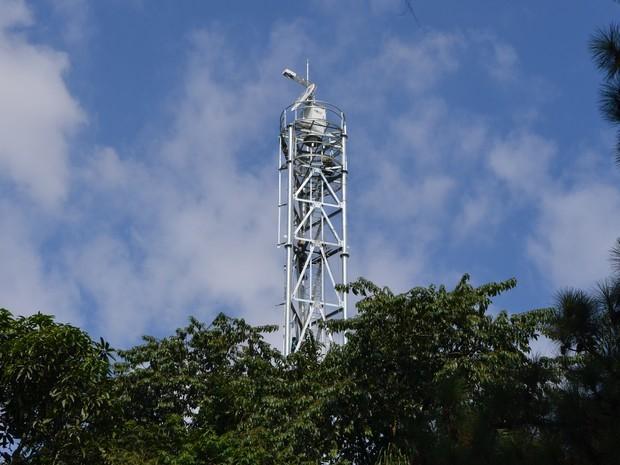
[
  {"left": 1, "top": 276, "right": 582, "bottom": 465},
  {"left": 0, "top": 309, "right": 112, "bottom": 464},
  {"left": 104, "top": 314, "right": 288, "bottom": 465},
  {"left": 329, "top": 276, "right": 557, "bottom": 465},
  {"left": 105, "top": 313, "right": 343, "bottom": 465}
]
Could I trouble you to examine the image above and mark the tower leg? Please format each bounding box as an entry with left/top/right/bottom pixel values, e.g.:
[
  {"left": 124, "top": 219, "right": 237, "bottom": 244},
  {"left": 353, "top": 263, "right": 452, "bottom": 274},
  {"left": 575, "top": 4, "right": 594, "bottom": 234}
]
[{"left": 284, "top": 124, "right": 295, "bottom": 356}]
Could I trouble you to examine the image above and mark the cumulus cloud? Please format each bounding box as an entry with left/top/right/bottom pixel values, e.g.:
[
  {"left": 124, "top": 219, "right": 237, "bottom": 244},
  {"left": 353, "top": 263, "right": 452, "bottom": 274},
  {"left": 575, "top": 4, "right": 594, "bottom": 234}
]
[
  {"left": 82, "top": 147, "right": 128, "bottom": 188},
  {"left": 362, "top": 162, "right": 455, "bottom": 225},
  {"left": 47, "top": 0, "right": 92, "bottom": 47},
  {"left": 377, "top": 34, "right": 462, "bottom": 94},
  {"left": 0, "top": 201, "right": 79, "bottom": 322},
  {"left": 63, "top": 234, "right": 147, "bottom": 339},
  {"left": 0, "top": 0, "right": 30, "bottom": 30},
  {"left": 528, "top": 185, "right": 620, "bottom": 289},
  {"left": 483, "top": 128, "right": 620, "bottom": 289},
  {"left": 59, "top": 28, "right": 300, "bottom": 342},
  {"left": 353, "top": 29, "right": 620, "bottom": 298},
  {"left": 352, "top": 234, "right": 426, "bottom": 293},
  {"left": 332, "top": 31, "right": 464, "bottom": 116},
  {"left": 386, "top": 98, "right": 489, "bottom": 168},
  {"left": 0, "top": 0, "right": 83, "bottom": 207},
  {"left": 488, "top": 131, "right": 556, "bottom": 197},
  {"left": 454, "top": 189, "right": 500, "bottom": 240},
  {"left": 488, "top": 43, "right": 519, "bottom": 82},
  {"left": 0, "top": 0, "right": 83, "bottom": 325},
  {"left": 470, "top": 33, "right": 520, "bottom": 83}
]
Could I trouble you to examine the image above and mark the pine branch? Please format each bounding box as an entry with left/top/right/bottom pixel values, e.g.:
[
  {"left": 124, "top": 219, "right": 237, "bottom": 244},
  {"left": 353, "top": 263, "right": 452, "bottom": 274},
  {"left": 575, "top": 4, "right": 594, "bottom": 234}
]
[{"left": 590, "top": 23, "right": 620, "bottom": 80}]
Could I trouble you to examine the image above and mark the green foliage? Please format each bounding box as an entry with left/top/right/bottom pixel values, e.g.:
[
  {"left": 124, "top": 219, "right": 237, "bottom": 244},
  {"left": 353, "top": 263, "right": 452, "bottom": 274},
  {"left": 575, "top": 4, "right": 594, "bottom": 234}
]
[
  {"left": 105, "top": 313, "right": 282, "bottom": 465},
  {"left": 611, "top": 238, "right": 620, "bottom": 274},
  {"left": 3, "top": 274, "right": 620, "bottom": 464},
  {"left": 330, "top": 275, "right": 556, "bottom": 464},
  {"left": 104, "top": 314, "right": 339, "bottom": 465},
  {"left": 591, "top": 24, "right": 620, "bottom": 81},
  {"left": 0, "top": 309, "right": 112, "bottom": 464},
  {"left": 99, "top": 275, "right": 557, "bottom": 465},
  {"left": 548, "top": 277, "right": 620, "bottom": 464},
  {"left": 591, "top": 23, "right": 620, "bottom": 164},
  {"left": 374, "top": 444, "right": 409, "bottom": 465}
]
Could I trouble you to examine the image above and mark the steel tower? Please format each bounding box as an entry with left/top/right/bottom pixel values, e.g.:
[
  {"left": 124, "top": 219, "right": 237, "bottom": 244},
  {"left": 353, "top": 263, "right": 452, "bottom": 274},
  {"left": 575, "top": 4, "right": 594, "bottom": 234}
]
[{"left": 278, "top": 67, "right": 348, "bottom": 355}]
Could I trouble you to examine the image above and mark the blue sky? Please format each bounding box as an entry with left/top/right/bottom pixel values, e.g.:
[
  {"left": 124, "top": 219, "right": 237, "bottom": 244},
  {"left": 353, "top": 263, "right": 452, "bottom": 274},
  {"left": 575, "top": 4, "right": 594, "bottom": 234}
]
[{"left": 1, "top": 0, "right": 619, "bottom": 350}]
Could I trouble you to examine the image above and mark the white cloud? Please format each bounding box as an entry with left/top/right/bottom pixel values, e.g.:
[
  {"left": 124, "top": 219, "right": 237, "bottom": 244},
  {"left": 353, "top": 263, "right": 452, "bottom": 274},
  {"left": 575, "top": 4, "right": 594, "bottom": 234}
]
[
  {"left": 386, "top": 33, "right": 462, "bottom": 94},
  {"left": 352, "top": 234, "right": 424, "bottom": 293},
  {"left": 528, "top": 184, "right": 620, "bottom": 289},
  {"left": 488, "top": 43, "right": 518, "bottom": 82},
  {"left": 488, "top": 131, "right": 556, "bottom": 197},
  {"left": 484, "top": 129, "right": 620, "bottom": 290},
  {"left": 82, "top": 147, "right": 128, "bottom": 188},
  {"left": 47, "top": 0, "right": 92, "bottom": 47},
  {"left": 0, "top": 0, "right": 31, "bottom": 30},
  {"left": 485, "top": 130, "right": 620, "bottom": 290},
  {"left": 529, "top": 334, "right": 559, "bottom": 358},
  {"left": 0, "top": 201, "right": 79, "bottom": 323},
  {"left": 471, "top": 33, "right": 519, "bottom": 83},
  {"left": 328, "top": 31, "right": 465, "bottom": 117},
  {"left": 63, "top": 234, "right": 148, "bottom": 339},
  {"left": 59, "top": 27, "right": 299, "bottom": 343},
  {"left": 0, "top": 1, "right": 84, "bottom": 207},
  {"left": 454, "top": 190, "right": 498, "bottom": 239},
  {"left": 387, "top": 98, "right": 489, "bottom": 168},
  {"left": 363, "top": 162, "right": 455, "bottom": 225},
  {"left": 0, "top": 1, "right": 82, "bottom": 324}
]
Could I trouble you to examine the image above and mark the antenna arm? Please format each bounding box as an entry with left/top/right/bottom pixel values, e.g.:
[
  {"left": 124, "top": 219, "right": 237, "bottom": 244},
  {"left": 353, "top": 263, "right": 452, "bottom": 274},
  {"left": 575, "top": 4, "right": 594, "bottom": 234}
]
[{"left": 282, "top": 68, "right": 313, "bottom": 88}]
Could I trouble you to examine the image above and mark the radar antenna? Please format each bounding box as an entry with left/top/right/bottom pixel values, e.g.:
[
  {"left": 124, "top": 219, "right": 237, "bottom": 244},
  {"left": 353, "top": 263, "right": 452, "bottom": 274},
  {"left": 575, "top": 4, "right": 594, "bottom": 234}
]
[{"left": 282, "top": 68, "right": 316, "bottom": 111}]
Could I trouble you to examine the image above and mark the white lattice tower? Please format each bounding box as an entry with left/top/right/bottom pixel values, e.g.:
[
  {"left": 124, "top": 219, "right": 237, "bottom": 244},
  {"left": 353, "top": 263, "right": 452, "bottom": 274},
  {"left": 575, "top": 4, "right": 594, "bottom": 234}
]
[{"left": 278, "top": 71, "right": 348, "bottom": 355}]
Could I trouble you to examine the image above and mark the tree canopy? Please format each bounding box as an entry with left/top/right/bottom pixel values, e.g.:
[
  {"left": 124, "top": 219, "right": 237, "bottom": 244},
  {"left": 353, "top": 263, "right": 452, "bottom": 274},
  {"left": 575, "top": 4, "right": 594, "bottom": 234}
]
[
  {"left": 5, "top": 273, "right": 620, "bottom": 464},
  {"left": 0, "top": 310, "right": 112, "bottom": 464}
]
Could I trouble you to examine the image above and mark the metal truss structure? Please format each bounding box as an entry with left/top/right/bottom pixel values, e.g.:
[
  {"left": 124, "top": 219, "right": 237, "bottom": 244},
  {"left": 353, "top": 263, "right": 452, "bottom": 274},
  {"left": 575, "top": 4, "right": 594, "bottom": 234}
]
[{"left": 278, "top": 90, "right": 348, "bottom": 356}]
